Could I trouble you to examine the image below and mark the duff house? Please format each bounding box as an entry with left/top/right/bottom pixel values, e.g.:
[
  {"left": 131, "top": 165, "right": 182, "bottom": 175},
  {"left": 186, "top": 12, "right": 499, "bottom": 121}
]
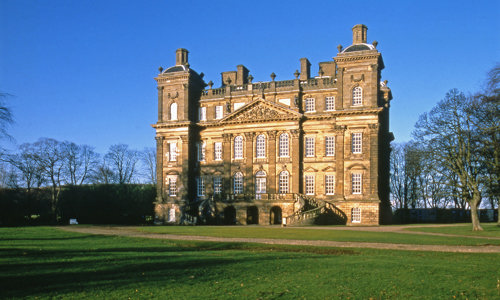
[{"left": 153, "top": 24, "right": 393, "bottom": 226}]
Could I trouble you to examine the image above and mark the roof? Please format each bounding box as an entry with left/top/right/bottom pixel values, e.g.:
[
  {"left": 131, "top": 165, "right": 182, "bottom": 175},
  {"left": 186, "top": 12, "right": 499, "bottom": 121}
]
[
  {"left": 162, "top": 65, "right": 188, "bottom": 74},
  {"left": 342, "top": 43, "right": 375, "bottom": 53}
]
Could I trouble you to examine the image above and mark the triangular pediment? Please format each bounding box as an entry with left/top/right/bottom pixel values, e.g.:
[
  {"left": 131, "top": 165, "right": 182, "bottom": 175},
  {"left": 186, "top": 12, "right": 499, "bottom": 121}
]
[
  {"left": 219, "top": 99, "right": 302, "bottom": 124},
  {"left": 322, "top": 165, "right": 336, "bottom": 172},
  {"left": 304, "top": 166, "right": 318, "bottom": 173}
]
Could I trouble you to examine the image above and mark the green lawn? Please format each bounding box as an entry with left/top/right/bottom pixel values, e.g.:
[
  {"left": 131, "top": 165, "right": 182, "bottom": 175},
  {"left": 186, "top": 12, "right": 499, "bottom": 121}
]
[
  {"left": 135, "top": 224, "right": 500, "bottom": 246},
  {"left": 1, "top": 227, "right": 499, "bottom": 299},
  {"left": 405, "top": 223, "right": 500, "bottom": 237}
]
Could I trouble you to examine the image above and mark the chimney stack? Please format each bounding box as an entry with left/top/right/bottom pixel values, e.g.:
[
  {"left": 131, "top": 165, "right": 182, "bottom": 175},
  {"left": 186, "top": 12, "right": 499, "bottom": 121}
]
[
  {"left": 300, "top": 58, "right": 311, "bottom": 80},
  {"left": 352, "top": 24, "right": 368, "bottom": 44},
  {"left": 175, "top": 48, "right": 189, "bottom": 66}
]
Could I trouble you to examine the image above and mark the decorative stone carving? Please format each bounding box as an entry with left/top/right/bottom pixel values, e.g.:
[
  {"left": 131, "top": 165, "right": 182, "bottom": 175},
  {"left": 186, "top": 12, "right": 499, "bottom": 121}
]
[
  {"left": 232, "top": 105, "right": 288, "bottom": 122},
  {"left": 290, "top": 129, "right": 301, "bottom": 138},
  {"left": 350, "top": 74, "right": 365, "bottom": 82},
  {"left": 268, "top": 131, "right": 277, "bottom": 139},
  {"left": 333, "top": 125, "right": 346, "bottom": 132}
]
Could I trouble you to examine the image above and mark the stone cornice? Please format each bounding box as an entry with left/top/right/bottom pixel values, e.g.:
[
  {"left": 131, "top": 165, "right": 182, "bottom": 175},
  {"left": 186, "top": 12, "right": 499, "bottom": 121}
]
[{"left": 152, "top": 121, "right": 192, "bottom": 129}]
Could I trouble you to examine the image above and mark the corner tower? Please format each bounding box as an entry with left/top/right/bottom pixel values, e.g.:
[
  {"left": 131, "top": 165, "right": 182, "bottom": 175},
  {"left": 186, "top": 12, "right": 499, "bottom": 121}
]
[{"left": 153, "top": 49, "right": 205, "bottom": 222}]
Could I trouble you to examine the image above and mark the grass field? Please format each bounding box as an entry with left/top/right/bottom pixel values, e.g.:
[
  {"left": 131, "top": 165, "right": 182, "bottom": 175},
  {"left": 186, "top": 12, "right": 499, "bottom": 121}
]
[
  {"left": 137, "top": 223, "right": 500, "bottom": 246},
  {"left": 1, "top": 226, "right": 499, "bottom": 299}
]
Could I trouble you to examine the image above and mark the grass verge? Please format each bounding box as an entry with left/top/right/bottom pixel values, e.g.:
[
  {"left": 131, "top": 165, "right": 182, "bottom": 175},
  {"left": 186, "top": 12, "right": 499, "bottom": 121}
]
[
  {"left": 1, "top": 227, "right": 499, "bottom": 299},
  {"left": 135, "top": 224, "right": 500, "bottom": 246},
  {"left": 405, "top": 223, "right": 500, "bottom": 237}
]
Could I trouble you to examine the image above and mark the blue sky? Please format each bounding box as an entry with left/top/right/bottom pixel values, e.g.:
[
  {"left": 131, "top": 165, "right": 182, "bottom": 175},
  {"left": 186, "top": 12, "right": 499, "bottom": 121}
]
[{"left": 1, "top": 0, "right": 499, "bottom": 154}]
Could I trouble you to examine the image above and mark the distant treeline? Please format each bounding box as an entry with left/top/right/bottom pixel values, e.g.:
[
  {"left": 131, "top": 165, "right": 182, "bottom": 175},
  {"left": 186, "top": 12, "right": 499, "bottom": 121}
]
[{"left": 0, "top": 184, "right": 155, "bottom": 226}]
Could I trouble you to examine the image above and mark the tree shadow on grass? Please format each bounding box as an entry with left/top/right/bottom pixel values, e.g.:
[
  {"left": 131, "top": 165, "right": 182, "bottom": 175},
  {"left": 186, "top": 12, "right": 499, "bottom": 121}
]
[{"left": 0, "top": 241, "right": 356, "bottom": 298}]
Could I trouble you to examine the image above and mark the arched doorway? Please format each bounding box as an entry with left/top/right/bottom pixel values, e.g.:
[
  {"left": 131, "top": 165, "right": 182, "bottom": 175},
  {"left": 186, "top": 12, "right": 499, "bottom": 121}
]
[
  {"left": 223, "top": 206, "right": 236, "bottom": 225},
  {"left": 246, "top": 206, "right": 259, "bottom": 225},
  {"left": 270, "top": 206, "right": 282, "bottom": 225}
]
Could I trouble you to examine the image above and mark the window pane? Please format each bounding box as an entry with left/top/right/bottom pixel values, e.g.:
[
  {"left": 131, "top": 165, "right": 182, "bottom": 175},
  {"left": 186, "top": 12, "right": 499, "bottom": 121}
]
[
  {"left": 305, "top": 175, "right": 315, "bottom": 195},
  {"left": 352, "top": 87, "right": 362, "bottom": 106},
  {"left": 213, "top": 176, "right": 222, "bottom": 194},
  {"left": 305, "top": 98, "right": 315, "bottom": 112},
  {"left": 234, "top": 136, "right": 243, "bottom": 159},
  {"left": 325, "top": 96, "right": 335, "bottom": 111},
  {"left": 256, "top": 135, "right": 266, "bottom": 158},
  {"left": 169, "top": 142, "right": 177, "bottom": 161},
  {"left": 279, "top": 133, "right": 289, "bottom": 157},
  {"left": 170, "top": 103, "right": 178, "bottom": 120},
  {"left": 214, "top": 142, "right": 222, "bottom": 160},
  {"left": 352, "top": 173, "right": 362, "bottom": 194},
  {"left": 325, "top": 136, "right": 335, "bottom": 156},
  {"left": 279, "top": 171, "right": 289, "bottom": 194},
  {"left": 305, "top": 137, "right": 315, "bottom": 157},
  {"left": 199, "top": 107, "right": 206, "bottom": 121},
  {"left": 352, "top": 133, "right": 362, "bottom": 154},
  {"left": 169, "top": 177, "right": 177, "bottom": 196},
  {"left": 197, "top": 177, "right": 205, "bottom": 197},
  {"left": 325, "top": 175, "right": 335, "bottom": 195},
  {"left": 352, "top": 207, "right": 361, "bottom": 222},
  {"left": 233, "top": 172, "right": 243, "bottom": 194},
  {"left": 215, "top": 106, "right": 223, "bottom": 119}
]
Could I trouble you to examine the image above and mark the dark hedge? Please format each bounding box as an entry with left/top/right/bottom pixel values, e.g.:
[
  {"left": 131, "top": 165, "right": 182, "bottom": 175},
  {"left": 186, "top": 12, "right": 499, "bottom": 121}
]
[{"left": 0, "top": 184, "right": 156, "bottom": 226}]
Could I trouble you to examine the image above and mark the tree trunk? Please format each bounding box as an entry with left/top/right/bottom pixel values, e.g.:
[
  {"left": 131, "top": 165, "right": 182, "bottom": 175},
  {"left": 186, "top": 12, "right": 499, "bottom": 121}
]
[
  {"left": 470, "top": 190, "right": 483, "bottom": 231},
  {"left": 497, "top": 200, "right": 500, "bottom": 226}
]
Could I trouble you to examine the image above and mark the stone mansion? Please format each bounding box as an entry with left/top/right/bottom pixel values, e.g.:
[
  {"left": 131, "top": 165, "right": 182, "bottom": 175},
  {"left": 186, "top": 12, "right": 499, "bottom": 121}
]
[{"left": 153, "top": 24, "right": 393, "bottom": 225}]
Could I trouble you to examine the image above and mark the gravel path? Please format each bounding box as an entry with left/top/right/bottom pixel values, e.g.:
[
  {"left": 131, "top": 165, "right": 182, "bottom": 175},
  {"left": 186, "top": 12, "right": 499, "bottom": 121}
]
[{"left": 58, "top": 225, "right": 500, "bottom": 254}]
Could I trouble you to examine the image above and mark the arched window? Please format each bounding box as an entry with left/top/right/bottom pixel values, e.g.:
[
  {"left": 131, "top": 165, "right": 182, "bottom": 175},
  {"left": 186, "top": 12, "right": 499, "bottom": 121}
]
[
  {"left": 279, "top": 133, "right": 289, "bottom": 157},
  {"left": 256, "top": 134, "right": 266, "bottom": 158},
  {"left": 233, "top": 172, "right": 243, "bottom": 194},
  {"left": 255, "top": 171, "right": 266, "bottom": 194},
  {"left": 352, "top": 87, "right": 362, "bottom": 106},
  {"left": 170, "top": 103, "right": 178, "bottom": 120},
  {"left": 279, "top": 171, "right": 289, "bottom": 194},
  {"left": 234, "top": 136, "right": 243, "bottom": 159}
]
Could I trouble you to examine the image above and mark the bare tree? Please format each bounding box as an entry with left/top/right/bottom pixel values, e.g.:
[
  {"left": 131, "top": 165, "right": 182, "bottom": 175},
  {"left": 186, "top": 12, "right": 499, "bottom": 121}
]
[
  {"left": 141, "top": 147, "right": 156, "bottom": 184},
  {"left": 7, "top": 143, "right": 43, "bottom": 191},
  {"left": 470, "top": 64, "right": 500, "bottom": 224},
  {"left": 62, "top": 142, "right": 100, "bottom": 185},
  {"left": 414, "top": 89, "right": 484, "bottom": 230},
  {"left": 104, "top": 144, "right": 139, "bottom": 184},
  {"left": 0, "top": 92, "right": 13, "bottom": 142},
  {"left": 32, "top": 138, "right": 66, "bottom": 216}
]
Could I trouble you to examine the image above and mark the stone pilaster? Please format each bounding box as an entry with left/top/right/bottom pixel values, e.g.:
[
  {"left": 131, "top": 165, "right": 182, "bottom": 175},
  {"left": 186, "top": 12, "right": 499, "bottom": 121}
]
[
  {"left": 222, "top": 133, "right": 232, "bottom": 193},
  {"left": 290, "top": 129, "right": 301, "bottom": 193},
  {"left": 268, "top": 130, "right": 277, "bottom": 193},
  {"left": 157, "top": 86, "right": 164, "bottom": 122},
  {"left": 244, "top": 132, "right": 255, "bottom": 194},
  {"left": 334, "top": 125, "right": 346, "bottom": 196},
  {"left": 155, "top": 136, "right": 164, "bottom": 202}
]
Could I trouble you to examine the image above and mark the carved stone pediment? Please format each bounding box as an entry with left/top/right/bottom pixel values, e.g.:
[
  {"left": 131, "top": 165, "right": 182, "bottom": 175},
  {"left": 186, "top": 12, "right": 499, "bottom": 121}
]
[{"left": 219, "top": 99, "right": 302, "bottom": 124}]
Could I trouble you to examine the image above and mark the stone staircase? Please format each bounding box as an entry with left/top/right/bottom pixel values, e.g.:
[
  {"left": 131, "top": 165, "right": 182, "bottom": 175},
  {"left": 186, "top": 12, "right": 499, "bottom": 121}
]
[{"left": 285, "top": 194, "right": 347, "bottom": 226}]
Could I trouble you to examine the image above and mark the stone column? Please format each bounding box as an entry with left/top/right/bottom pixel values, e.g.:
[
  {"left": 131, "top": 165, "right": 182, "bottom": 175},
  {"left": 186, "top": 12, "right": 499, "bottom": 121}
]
[
  {"left": 157, "top": 86, "right": 164, "bottom": 122},
  {"left": 334, "top": 125, "right": 346, "bottom": 196},
  {"left": 290, "top": 129, "right": 301, "bottom": 194},
  {"left": 268, "top": 131, "right": 277, "bottom": 194},
  {"left": 155, "top": 136, "right": 164, "bottom": 202},
  {"left": 369, "top": 124, "right": 379, "bottom": 197},
  {"left": 222, "top": 133, "right": 232, "bottom": 194},
  {"left": 180, "top": 135, "right": 190, "bottom": 202},
  {"left": 337, "top": 67, "right": 344, "bottom": 110},
  {"left": 244, "top": 132, "right": 255, "bottom": 194}
]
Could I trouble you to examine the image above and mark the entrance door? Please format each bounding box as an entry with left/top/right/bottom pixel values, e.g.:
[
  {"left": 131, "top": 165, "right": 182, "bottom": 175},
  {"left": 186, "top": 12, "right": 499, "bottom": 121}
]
[
  {"left": 246, "top": 206, "right": 259, "bottom": 224},
  {"left": 270, "top": 206, "right": 282, "bottom": 225}
]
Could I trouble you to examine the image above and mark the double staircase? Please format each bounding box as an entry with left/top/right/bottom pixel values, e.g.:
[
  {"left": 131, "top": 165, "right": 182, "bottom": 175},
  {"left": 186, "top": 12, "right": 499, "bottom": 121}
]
[{"left": 285, "top": 194, "right": 347, "bottom": 226}]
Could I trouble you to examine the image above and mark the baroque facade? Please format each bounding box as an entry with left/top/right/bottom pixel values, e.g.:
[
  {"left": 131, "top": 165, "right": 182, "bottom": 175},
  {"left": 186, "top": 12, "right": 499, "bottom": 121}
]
[{"left": 153, "top": 24, "right": 393, "bottom": 225}]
